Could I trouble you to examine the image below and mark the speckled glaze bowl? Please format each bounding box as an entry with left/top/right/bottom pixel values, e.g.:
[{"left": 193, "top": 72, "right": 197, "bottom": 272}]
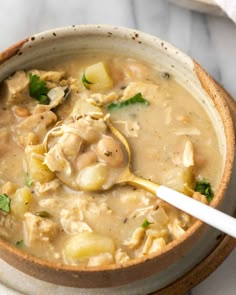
[{"left": 0, "top": 25, "right": 235, "bottom": 292}]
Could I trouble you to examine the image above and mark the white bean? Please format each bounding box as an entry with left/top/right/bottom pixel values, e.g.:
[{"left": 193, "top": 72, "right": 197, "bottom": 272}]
[
  {"left": 96, "top": 136, "right": 124, "bottom": 167},
  {"left": 76, "top": 150, "right": 97, "bottom": 171}
]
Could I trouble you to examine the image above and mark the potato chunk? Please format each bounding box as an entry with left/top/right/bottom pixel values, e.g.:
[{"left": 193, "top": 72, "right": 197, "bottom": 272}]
[
  {"left": 25, "top": 144, "right": 55, "bottom": 183},
  {"left": 84, "top": 62, "right": 113, "bottom": 91},
  {"left": 11, "top": 187, "right": 31, "bottom": 218},
  {"left": 64, "top": 232, "right": 115, "bottom": 260},
  {"left": 77, "top": 163, "right": 108, "bottom": 191}
]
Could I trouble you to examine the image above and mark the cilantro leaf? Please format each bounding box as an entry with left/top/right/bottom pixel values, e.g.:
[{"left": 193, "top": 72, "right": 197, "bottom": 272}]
[
  {"left": 25, "top": 173, "right": 33, "bottom": 187},
  {"left": 107, "top": 92, "right": 149, "bottom": 111},
  {"left": 0, "top": 193, "right": 11, "bottom": 213},
  {"left": 195, "top": 178, "right": 214, "bottom": 202},
  {"left": 141, "top": 219, "right": 152, "bottom": 229},
  {"left": 82, "top": 72, "right": 93, "bottom": 89},
  {"left": 29, "top": 73, "right": 49, "bottom": 104}
]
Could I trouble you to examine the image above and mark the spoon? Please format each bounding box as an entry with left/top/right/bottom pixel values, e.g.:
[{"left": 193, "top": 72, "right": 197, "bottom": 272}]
[{"left": 105, "top": 119, "right": 236, "bottom": 239}]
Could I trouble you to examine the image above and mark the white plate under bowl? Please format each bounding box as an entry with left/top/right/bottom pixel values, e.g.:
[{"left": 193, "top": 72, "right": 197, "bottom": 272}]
[{"left": 168, "top": 0, "right": 225, "bottom": 16}]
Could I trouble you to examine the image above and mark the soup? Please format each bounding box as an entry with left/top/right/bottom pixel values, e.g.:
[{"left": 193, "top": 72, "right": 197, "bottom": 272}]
[{"left": 0, "top": 53, "right": 221, "bottom": 267}]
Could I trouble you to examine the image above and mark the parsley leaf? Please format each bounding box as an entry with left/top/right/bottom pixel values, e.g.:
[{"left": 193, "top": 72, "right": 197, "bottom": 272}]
[
  {"left": 0, "top": 193, "right": 11, "bottom": 213},
  {"left": 195, "top": 178, "right": 214, "bottom": 202},
  {"left": 107, "top": 92, "right": 149, "bottom": 111},
  {"left": 25, "top": 173, "right": 33, "bottom": 187},
  {"left": 82, "top": 72, "right": 93, "bottom": 89},
  {"left": 141, "top": 219, "right": 152, "bottom": 229},
  {"left": 29, "top": 73, "right": 49, "bottom": 104}
]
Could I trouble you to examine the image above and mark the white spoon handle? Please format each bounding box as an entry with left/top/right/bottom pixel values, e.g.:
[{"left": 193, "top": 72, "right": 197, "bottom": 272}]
[{"left": 156, "top": 185, "right": 236, "bottom": 238}]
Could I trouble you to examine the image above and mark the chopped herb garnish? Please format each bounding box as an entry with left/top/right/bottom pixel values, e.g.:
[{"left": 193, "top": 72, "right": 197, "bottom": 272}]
[
  {"left": 29, "top": 73, "right": 49, "bottom": 104},
  {"left": 82, "top": 72, "right": 93, "bottom": 89},
  {"left": 107, "top": 92, "right": 149, "bottom": 111},
  {"left": 0, "top": 193, "right": 11, "bottom": 213},
  {"left": 141, "top": 219, "right": 152, "bottom": 229},
  {"left": 16, "top": 240, "right": 23, "bottom": 247},
  {"left": 25, "top": 173, "right": 33, "bottom": 187},
  {"left": 195, "top": 178, "right": 214, "bottom": 202},
  {"left": 104, "top": 151, "right": 112, "bottom": 157},
  {"left": 35, "top": 211, "right": 51, "bottom": 218}
]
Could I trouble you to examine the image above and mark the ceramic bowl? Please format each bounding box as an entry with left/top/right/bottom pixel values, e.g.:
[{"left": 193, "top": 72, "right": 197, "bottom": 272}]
[{"left": 0, "top": 25, "right": 235, "bottom": 290}]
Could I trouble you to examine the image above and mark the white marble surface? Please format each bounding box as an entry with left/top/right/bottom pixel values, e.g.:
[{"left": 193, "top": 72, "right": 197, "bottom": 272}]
[{"left": 0, "top": 0, "right": 235, "bottom": 294}]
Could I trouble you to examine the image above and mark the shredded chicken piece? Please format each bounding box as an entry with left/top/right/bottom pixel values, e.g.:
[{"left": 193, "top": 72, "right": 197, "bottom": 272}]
[
  {"left": 29, "top": 70, "right": 65, "bottom": 82},
  {"left": 142, "top": 235, "right": 153, "bottom": 255},
  {"left": 192, "top": 191, "right": 208, "bottom": 204},
  {"left": 148, "top": 207, "right": 169, "bottom": 225},
  {"left": 123, "top": 227, "right": 145, "bottom": 249},
  {"left": 2, "top": 71, "right": 30, "bottom": 104},
  {"left": 148, "top": 237, "right": 166, "bottom": 254},
  {"left": 122, "top": 82, "right": 159, "bottom": 102},
  {"left": 168, "top": 219, "right": 186, "bottom": 240},
  {"left": 0, "top": 211, "right": 17, "bottom": 239},
  {"left": 88, "top": 252, "right": 114, "bottom": 267},
  {"left": 35, "top": 179, "right": 61, "bottom": 194},
  {"left": 183, "top": 140, "right": 194, "bottom": 167},
  {"left": 71, "top": 99, "right": 103, "bottom": 119},
  {"left": 23, "top": 212, "right": 58, "bottom": 246},
  {"left": 146, "top": 229, "right": 168, "bottom": 239},
  {"left": 16, "top": 111, "right": 57, "bottom": 147},
  {"left": 86, "top": 201, "right": 112, "bottom": 217},
  {"left": 88, "top": 92, "right": 119, "bottom": 106},
  {"left": 44, "top": 143, "right": 72, "bottom": 175},
  {"left": 39, "top": 198, "right": 64, "bottom": 210},
  {"left": 129, "top": 206, "right": 154, "bottom": 219},
  {"left": 115, "top": 248, "right": 130, "bottom": 264},
  {"left": 60, "top": 208, "right": 92, "bottom": 235}
]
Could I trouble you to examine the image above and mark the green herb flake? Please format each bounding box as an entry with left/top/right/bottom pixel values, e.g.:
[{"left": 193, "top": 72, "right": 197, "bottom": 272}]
[
  {"left": 141, "top": 219, "right": 152, "bottom": 229},
  {"left": 35, "top": 211, "right": 51, "bottom": 218},
  {"left": 16, "top": 240, "right": 23, "bottom": 248},
  {"left": 25, "top": 173, "right": 33, "bottom": 187},
  {"left": 195, "top": 178, "right": 214, "bottom": 202},
  {"left": 82, "top": 72, "right": 93, "bottom": 89},
  {"left": 29, "top": 73, "right": 50, "bottom": 104},
  {"left": 107, "top": 92, "right": 149, "bottom": 111},
  {"left": 0, "top": 193, "right": 11, "bottom": 213}
]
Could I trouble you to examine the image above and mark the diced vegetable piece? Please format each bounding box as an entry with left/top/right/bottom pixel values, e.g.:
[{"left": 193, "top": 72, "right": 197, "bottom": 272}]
[
  {"left": 11, "top": 188, "right": 31, "bottom": 218},
  {"left": 77, "top": 163, "right": 108, "bottom": 191},
  {"left": 83, "top": 62, "right": 113, "bottom": 91},
  {"left": 25, "top": 144, "right": 55, "bottom": 183},
  {"left": 64, "top": 232, "right": 115, "bottom": 260}
]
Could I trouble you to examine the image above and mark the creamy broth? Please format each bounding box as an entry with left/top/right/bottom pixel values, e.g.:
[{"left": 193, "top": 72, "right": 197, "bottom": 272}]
[{"left": 0, "top": 53, "right": 221, "bottom": 266}]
